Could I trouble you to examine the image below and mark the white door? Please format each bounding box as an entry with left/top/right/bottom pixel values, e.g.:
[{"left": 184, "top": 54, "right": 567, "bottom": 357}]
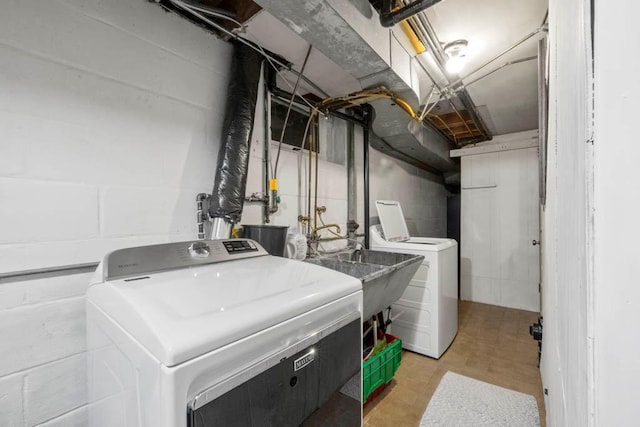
[{"left": 459, "top": 139, "right": 541, "bottom": 312}]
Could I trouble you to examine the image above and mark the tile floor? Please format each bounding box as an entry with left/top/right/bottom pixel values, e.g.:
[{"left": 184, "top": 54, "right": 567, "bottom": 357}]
[{"left": 363, "top": 301, "right": 546, "bottom": 426}]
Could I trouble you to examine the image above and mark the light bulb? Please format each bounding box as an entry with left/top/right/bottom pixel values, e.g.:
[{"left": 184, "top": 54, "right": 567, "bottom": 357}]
[
  {"left": 446, "top": 55, "right": 465, "bottom": 74},
  {"left": 443, "top": 39, "right": 469, "bottom": 75}
]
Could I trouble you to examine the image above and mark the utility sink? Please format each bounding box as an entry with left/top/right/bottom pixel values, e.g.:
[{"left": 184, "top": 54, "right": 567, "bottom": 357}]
[{"left": 306, "top": 249, "right": 424, "bottom": 321}]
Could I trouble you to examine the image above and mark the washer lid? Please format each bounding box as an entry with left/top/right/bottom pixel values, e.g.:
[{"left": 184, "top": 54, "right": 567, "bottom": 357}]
[
  {"left": 88, "top": 246, "right": 361, "bottom": 367},
  {"left": 370, "top": 225, "right": 457, "bottom": 251},
  {"left": 376, "top": 200, "right": 410, "bottom": 242}
]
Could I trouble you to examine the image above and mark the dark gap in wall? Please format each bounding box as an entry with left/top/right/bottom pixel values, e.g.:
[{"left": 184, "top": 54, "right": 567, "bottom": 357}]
[{"left": 447, "top": 194, "right": 461, "bottom": 296}]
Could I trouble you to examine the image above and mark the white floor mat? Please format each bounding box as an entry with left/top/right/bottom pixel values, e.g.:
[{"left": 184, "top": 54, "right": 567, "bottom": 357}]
[
  {"left": 420, "top": 372, "right": 540, "bottom": 427},
  {"left": 339, "top": 373, "right": 361, "bottom": 402}
]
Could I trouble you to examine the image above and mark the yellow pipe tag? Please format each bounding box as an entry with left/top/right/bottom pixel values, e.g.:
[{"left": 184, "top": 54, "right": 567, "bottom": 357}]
[{"left": 270, "top": 178, "right": 278, "bottom": 191}]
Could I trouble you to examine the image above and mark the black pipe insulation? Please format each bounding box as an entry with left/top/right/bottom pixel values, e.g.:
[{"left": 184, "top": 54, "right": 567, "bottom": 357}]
[
  {"left": 379, "top": 0, "right": 443, "bottom": 28},
  {"left": 208, "top": 43, "right": 264, "bottom": 225}
]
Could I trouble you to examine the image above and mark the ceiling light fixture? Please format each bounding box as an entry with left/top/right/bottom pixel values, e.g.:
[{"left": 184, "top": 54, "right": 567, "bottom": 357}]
[{"left": 444, "top": 40, "right": 469, "bottom": 74}]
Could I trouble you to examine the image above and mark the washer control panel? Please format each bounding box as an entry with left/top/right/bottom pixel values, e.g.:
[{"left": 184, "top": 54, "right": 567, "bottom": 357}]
[{"left": 103, "top": 239, "right": 268, "bottom": 281}]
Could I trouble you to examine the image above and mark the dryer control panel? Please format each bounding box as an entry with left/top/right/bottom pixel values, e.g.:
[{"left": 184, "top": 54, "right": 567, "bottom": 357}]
[
  {"left": 103, "top": 239, "right": 268, "bottom": 281},
  {"left": 222, "top": 240, "right": 258, "bottom": 254}
]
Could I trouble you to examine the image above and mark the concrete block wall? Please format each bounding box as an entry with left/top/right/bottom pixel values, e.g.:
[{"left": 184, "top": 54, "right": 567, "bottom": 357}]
[
  {"left": 241, "top": 94, "right": 351, "bottom": 252},
  {"left": 0, "top": 0, "right": 232, "bottom": 273},
  {"left": 0, "top": 271, "right": 92, "bottom": 426},
  {"left": 242, "top": 122, "right": 449, "bottom": 250},
  {"left": 0, "top": 1, "right": 450, "bottom": 425},
  {"left": 358, "top": 128, "right": 450, "bottom": 238},
  {"left": 0, "top": 0, "right": 231, "bottom": 424},
  {"left": 242, "top": 140, "right": 350, "bottom": 253}
]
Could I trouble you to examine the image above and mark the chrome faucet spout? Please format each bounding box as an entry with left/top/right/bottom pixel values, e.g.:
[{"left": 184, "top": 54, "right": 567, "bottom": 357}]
[{"left": 353, "top": 248, "right": 363, "bottom": 263}]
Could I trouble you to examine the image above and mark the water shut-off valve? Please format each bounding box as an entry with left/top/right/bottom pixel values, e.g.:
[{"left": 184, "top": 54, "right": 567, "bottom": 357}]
[{"left": 269, "top": 178, "right": 280, "bottom": 214}]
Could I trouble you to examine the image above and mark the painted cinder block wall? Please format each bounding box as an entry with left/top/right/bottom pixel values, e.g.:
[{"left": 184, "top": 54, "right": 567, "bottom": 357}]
[
  {"left": 0, "top": 0, "right": 232, "bottom": 273},
  {"left": 0, "top": 0, "right": 449, "bottom": 425},
  {"left": 0, "top": 0, "right": 232, "bottom": 424}
]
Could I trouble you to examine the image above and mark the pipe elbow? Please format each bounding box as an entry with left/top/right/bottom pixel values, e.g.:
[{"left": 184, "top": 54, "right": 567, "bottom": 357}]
[{"left": 379, "top": 15, "right": 395, "bottom": 28}]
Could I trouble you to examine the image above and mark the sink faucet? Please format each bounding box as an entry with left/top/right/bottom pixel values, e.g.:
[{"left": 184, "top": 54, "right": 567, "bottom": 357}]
[
  {"left": 311, "top": 223, "right": 341, "bottom": 242},
  {"left": 353, "top": 243, "right": 363, "bottom": 262}
]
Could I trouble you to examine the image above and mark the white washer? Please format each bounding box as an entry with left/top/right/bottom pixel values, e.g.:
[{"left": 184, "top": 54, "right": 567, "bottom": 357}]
[
  {"left": 87, "top": 239, "right": 362, "bottom": 427},
  {"left": 370, "top": 200, "right": 458, "bottom": 359}
]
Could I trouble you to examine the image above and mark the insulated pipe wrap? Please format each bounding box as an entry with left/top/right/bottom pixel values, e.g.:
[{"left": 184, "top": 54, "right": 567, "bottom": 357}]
[{"left": 209, "top": 43, "right": 263, "bottom": 226}]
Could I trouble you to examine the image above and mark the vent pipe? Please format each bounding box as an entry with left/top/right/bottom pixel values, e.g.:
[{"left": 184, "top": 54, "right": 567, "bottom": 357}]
[{"left": 208, "top": 43, "right": 264, "bottom": 239}]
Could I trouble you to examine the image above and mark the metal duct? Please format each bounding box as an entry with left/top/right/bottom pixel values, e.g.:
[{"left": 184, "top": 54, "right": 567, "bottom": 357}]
[
  {"left": 208, "top": 43, "right": 263, "bottom": 238},
  {"left": 252, "top": 0, "right": 461, "bottom": 175}
]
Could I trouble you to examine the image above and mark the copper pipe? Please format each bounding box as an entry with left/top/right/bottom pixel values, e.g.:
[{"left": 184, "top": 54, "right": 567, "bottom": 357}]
[
  {"left": 297, "top": 112, "right": 315, "bottom": 233},
  {"left": 307, "top": 116, "right": 313, "bottom": 236},
  {"left": 313, "top": 117, "right": 320, "bottom": 234}
]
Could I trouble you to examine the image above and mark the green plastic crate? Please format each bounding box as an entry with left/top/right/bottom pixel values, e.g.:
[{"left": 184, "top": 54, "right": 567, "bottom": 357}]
[{"left": 363, "top": 334, "right": 402, "bottom": 402}]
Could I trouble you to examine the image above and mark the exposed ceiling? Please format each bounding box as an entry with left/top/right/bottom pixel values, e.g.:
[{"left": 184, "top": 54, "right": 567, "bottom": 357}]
[
  {"left": 157, "top": 0, "right": 547, "bottom": 174},
  {"left": 241, "top": 12, "right": 362, "bottom": 98},
  {"left": 423, "top": 0, "right": 547, "bottom": 135}
]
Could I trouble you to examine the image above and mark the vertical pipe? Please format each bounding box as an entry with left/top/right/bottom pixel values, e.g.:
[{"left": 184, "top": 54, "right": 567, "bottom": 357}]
[
  {"left": 313, "top": 117, "right": 320, "bottom": 233},
  {"left": 263, "top": 67, "right": 272, "bottom": 223},
  {"left": 363, "top": 107, "right": 371, "bottom": 249},
  {"left": 538, "top": 37, "right": 548, "bottom": 207},
  {"left": 347, "top": 121, "right": 357, "bottom": 243},
  {"left": 537, "top": 37, "right": 548, "bottom": 315},
  {"left": 307, "top": 117, "right": 313, "bottom": 236}
]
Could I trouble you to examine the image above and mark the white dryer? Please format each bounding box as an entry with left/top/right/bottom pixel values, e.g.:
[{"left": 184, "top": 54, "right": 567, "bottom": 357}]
[
  {"left": 370, "top": 200, "right": 458, "bottom": 359},
  {"left": 86, "top": 239, "right": 362, "bottom": 427}
]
